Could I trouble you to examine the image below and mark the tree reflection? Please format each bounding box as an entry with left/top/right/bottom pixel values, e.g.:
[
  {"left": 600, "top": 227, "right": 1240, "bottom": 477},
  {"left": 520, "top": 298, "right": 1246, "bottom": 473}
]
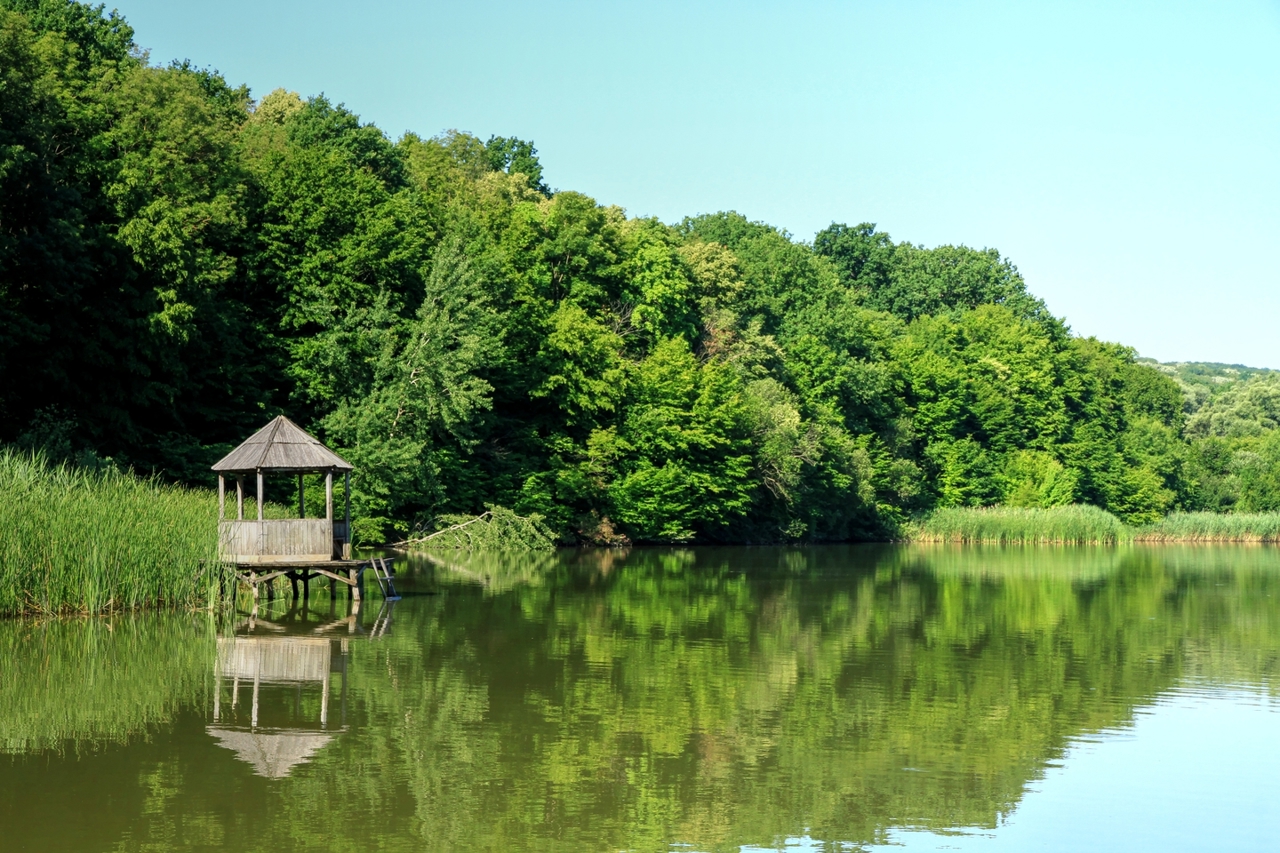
[{"left": 2, "top": 546, "right": 1279, "bottom": 852}]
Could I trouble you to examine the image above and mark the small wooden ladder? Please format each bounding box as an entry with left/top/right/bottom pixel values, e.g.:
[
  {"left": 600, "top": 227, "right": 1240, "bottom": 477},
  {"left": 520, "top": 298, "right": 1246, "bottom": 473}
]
[{"left": 371, "top": 557, "right": 400, "bottom": 601}]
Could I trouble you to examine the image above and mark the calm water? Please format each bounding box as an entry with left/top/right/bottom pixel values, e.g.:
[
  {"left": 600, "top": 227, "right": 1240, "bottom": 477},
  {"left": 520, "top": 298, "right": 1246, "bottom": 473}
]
[{"left": 2, "top": 545, "right": 1278, "bottom": 852}]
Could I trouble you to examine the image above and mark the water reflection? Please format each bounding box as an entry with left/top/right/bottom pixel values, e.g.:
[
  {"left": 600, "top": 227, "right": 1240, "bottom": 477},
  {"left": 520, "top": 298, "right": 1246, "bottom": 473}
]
[
  {"left": 209, "top": 635, "right": 342, "bottom": 777},
  {"left": 0, "top": 613, "right": 214, "bottom": 754},
  {"left": 414, "top": 547, "right": 562, "bottom": 592},
  {"left": 0, "top": 546, "right": 1277, "bottom": 852},
  {"left": 207, "top": 600, "right": 399, "bottom": 777}
]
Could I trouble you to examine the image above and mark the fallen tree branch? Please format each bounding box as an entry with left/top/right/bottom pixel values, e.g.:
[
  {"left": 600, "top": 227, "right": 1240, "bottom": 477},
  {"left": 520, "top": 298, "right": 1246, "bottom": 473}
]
[{"left": 391, "top": 512, "right": 493, "bottom": 547}]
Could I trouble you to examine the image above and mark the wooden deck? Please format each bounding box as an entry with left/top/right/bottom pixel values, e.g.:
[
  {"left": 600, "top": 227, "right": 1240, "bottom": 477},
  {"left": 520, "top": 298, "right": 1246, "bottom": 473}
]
[{"left": 227, "top": 557, "right": 396, "bottom": 604}]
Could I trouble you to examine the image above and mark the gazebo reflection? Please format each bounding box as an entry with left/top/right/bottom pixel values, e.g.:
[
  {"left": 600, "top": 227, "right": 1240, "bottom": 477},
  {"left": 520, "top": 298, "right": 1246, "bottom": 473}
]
[{"left": 207, "top": 600, "right": 395, "bottom": 778}]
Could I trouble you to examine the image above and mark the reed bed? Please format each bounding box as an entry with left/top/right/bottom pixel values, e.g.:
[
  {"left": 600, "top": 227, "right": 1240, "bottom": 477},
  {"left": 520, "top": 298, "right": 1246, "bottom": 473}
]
[
  {"left": 913, "top": 505, "right": 1130, "bottom": 545},
  {"left": 1136, "top": 512, "right": 1280, "bottom": 543},
  {"left": 0, "top": 450, "right": 219, "bottom": 616}
]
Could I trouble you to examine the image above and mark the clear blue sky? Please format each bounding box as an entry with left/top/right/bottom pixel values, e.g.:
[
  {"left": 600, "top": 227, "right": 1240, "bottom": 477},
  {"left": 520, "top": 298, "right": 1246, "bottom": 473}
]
[{"left": 119, "top": 0, "right": 1280, "bottom": 367}]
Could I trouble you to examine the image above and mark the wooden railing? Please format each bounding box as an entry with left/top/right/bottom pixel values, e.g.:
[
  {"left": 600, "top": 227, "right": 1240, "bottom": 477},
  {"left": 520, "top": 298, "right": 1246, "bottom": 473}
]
[{"left": 218, "top": 519, "right": 334, "bottom": 564}]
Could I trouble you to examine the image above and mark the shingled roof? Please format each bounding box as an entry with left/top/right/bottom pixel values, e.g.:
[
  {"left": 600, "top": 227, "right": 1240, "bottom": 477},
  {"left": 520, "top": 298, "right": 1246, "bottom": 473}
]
[{"left": 211, "top": 416, "right": 353, "bottom": 473}]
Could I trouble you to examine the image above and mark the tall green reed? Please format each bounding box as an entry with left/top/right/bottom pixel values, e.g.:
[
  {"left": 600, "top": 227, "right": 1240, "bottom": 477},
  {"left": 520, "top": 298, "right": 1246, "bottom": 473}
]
[
  {"left": 0, "top": 450, "right": 219, "bottom": 615},
  {"left": 914, "top": 505, "right": 1280, "bottom": 544},
  {"left": 913, "top": 505, "right": 1131, "bottom": 545},
  {"left": 1137, "top": 512, "right": 1280, "bottom": 542}
]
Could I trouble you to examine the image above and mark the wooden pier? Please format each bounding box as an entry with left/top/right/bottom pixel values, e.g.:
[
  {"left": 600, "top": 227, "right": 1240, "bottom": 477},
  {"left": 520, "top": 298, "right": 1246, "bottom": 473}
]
[{"left": 226, "top": 557, "right": 397, "bottom": 604}]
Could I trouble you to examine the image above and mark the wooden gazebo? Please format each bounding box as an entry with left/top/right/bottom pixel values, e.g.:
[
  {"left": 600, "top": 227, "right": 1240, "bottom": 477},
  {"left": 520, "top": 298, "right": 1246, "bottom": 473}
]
[{"left": 212, "top": 416, "right": 395, "bottom": 602}]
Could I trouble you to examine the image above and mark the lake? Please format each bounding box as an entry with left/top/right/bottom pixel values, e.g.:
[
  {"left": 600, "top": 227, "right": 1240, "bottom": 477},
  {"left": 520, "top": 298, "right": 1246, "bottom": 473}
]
[{"left": 2, "top": 545, "right": 1278, "bottom": 852}]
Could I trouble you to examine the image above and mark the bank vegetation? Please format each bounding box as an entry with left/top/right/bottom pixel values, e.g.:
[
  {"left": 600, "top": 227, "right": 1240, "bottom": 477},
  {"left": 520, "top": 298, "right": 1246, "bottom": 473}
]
[
  {"left": 915, "top": 505, "right": 1280, "bottom": 545},
  {"left": 0, "top": 450, "right": 219, "bottom": 615}
]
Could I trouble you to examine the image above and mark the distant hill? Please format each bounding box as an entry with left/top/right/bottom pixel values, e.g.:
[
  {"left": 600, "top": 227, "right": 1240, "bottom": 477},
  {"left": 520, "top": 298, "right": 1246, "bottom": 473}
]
[{"left": 1138, "top": 359, "right": 1278, "bottom": 413}]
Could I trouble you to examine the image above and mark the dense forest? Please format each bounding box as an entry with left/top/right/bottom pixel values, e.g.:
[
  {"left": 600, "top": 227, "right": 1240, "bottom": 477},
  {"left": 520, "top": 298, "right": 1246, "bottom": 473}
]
[{"left": 4, "top": 0, "right": 1280, "bottom": 544}]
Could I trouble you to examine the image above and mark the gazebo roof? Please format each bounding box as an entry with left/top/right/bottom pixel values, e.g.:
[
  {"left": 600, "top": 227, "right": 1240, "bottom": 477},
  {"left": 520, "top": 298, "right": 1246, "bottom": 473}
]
[{"left": 212, "top": 416, "right": 353, "bottom": 473}]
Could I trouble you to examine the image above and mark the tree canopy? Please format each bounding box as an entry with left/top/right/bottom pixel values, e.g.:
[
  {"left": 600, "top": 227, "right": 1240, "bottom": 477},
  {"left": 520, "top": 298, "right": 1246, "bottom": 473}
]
[{"left": 1, "top": 0, "right": 1272, "bottom": 542}]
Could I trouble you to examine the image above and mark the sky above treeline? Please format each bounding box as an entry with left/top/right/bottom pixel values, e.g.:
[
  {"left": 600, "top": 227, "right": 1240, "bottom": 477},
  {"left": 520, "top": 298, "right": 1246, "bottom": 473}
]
[{"left": 118, "top": 0, "right": 1280, "bottom": 368}]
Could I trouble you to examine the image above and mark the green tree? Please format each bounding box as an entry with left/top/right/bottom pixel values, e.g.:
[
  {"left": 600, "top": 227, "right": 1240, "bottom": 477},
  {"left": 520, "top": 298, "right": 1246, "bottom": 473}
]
[
  {"left": 815, "top": 221, "right": 1055, "bottom": 326},
  {"left": 319, "top": 236, "right": 502, "bottom": 539},
  {"left": 484, "top": 134, "right": 549, "bottom": 196},
  {"left": 605, "top": 339, "right": 754, "bottom": 541},
  {"left": 999, "top": 450, "right": 1078, "bottom": 507}
]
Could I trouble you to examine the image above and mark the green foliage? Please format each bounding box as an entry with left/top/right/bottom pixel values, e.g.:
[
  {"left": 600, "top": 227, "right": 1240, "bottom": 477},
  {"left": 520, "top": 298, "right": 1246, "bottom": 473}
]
[
  {"left": 814, "top": 222, "right": 1055, "bottom": 326},
  {"left": 484, "top": 134, "right": 549, "bottom": 195},
  {"left": 0, "top": 448, "right": 219, "bottom": 615},
  {"left": 998, "top": 450, "right": 1077, "bottom": 507},
  {"left": 318, "top": 234, "right": 502, "bottom": 539},
  {"left": 1137, "top": 358, "right": 1277, "bottom": 414},
  {"left": 1186, "top": 373, "right": 1280, "bottom": 438},
  {"left": 605, "top": 338, "right": 755, "bottom": 542},
  {"left": 1164, "top": 374, "right": 1280, "bottom": 513}
]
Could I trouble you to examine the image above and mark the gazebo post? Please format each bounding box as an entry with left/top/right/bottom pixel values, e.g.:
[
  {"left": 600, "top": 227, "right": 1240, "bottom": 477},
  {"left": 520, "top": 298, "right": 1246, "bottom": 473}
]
[
  {"left": 257, "top": 470, "right": 264, "bottom": 522},
  {"left": 298, "top": 474, "right": 305, "bottom": 519},
  {"left": 325, "top": 470, "right": 334, "bottom": 522},
  {"left": 236, "top": 477, "right": 244, "bottom": 520},
  {"left": 218, "top": 475, "right": 225, "bottom": 521},
  {"left": 344, "top": 472, "right": 351, "bottom": 559}
]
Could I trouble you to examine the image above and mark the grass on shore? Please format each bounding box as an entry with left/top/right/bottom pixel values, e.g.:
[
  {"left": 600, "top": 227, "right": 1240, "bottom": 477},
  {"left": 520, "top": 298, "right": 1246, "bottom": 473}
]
[
  {"left": 913, "top": 505, "right": 1130, "bottom": 544},
  {"left": 1139, "top": 511, "right": 1280, "bottom": 542},
  {"left": 914, "top": 505, "right": 1280, "bottom": 544},
  {"left": 0, "top": 450, "right": 219, "bottom": 616},
  {"left": 9, "top": 439, "right": 1280, "bottom": 617}
]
